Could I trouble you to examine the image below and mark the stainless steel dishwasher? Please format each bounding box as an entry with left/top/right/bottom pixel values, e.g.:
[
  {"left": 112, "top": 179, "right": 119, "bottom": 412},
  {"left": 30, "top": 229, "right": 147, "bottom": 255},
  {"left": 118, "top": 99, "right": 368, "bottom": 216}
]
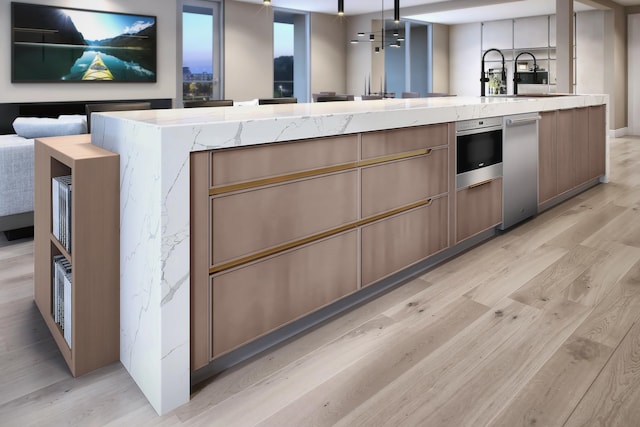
[{"left": 499, "top": 113, "right": 541, "bottom": 230}]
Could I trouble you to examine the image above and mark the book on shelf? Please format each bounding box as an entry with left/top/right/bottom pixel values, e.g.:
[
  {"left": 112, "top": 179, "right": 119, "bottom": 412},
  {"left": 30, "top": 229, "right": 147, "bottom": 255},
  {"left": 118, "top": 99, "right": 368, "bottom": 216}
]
[
  {"left": 52, "top": 255, "right": 72, "bottom": 348},
  {"left": 52, "top": 175, "right": 72, "bottom": 253}
]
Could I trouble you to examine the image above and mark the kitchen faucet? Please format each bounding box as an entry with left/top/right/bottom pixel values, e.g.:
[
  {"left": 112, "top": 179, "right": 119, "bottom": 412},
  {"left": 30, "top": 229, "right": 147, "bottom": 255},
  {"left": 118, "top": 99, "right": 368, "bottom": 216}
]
[
  {"left": 513, "top": 51, "right": 538, "bottom": 95},
  {"left": 480, "top": 48, "right": 506, "bottom": 96}
]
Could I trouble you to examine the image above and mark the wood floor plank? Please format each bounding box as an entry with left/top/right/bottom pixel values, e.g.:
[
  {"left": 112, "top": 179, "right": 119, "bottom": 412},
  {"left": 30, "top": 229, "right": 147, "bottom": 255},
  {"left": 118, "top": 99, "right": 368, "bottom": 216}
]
[
  {"left": 185, "top": 314, "right": 401, "bottom": 427},
  {"left": 0, "top": 298, "right": 53, "bottom": 355},
  {"left": 464, "top": 245, "right": 568, "bottom": 307},
  {"left": 490, "top": 253, "right": 640, "bottom": 426},
  {"left": 563, "top": 321, "right": 640, "bottom": 427},
  {"left": 254, "top": 297, "right": 489, "bottom": 427},
  {"left": 510, "top": 245, "right": 605, "bottom": 309},
  {"left": 497, "top": 200, "right": 606, "bottom": 257},
  {"left": 403, "top": 298, "right": 591, "bottom": 427},
  {"left": 566, "top": 241, "right": 640, "bottom": 308},
  {"left": 0, "top": 362, "right": 152, "bottom": 427},
  {"left": 487, "top": 335, "right": 613, "bottom": 427},
  {"left": 174, "top": 277, "right": 433, "bottom": 422},
  {"left": 0, "top": 237, "right": 33, "bottom": 260},
  {"left": 582, "top": 208, "right": 640, "bottom": 250},
  {"left": 545, "top": 202, "right": 627, "bottom": 249},
  {"left": 332, "top": 299, "right": 542, "bottom": 427},
  {"left": 573, "top": 259, "right": 640, "bottom": 348},
  {"left": 505, "top": 190, "right": 589, "bottom": 238},
  {"left": 0, "top": 338, "right": 71, "bottom": 406}
]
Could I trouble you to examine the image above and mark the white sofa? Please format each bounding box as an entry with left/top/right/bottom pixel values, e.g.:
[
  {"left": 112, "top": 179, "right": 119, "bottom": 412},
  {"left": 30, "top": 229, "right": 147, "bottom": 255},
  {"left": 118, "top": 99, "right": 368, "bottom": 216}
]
[
  {"left": 0, "top": 115, "right": 87, "bottom": 237},
  {"left": 0, "top": 134, "right": 34, "bottom": 233}
]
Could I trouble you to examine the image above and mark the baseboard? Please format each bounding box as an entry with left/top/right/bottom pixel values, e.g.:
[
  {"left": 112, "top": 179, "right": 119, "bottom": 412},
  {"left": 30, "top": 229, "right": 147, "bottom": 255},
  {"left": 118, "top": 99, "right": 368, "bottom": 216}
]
[{"left": 608, "top": 127, "right": 628, "bottom": 138}]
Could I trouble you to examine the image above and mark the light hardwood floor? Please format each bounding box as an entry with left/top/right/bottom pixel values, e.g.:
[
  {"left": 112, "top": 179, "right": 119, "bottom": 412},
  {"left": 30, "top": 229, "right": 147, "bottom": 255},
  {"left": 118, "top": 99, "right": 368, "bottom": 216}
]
[{"left": 2, "top": 136, "right": 640, "bottom": 426}]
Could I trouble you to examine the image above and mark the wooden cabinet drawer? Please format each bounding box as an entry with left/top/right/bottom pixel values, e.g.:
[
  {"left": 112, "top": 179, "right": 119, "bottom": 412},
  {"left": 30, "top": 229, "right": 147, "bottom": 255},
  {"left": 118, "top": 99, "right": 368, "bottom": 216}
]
[
  {"left": 361, "top": 148, "right": 448, "bottom": 217},
  {"left": 211, "top": 230, "right": 358, "bottom": 358},
  {"left": 361, "top": 123, "right": 448, "bottom": 160},
  {"left": 211, "top": 171, "right": 358, "bottom": 266},
  {"left": 456, "top": 178, "right": 502, "bottom": 243},
  {"left": 538, "top": 111, "right": 558, "bottom": 204},
  {"left": 588, "top": 105, "right": 606, "bottom": 179},
  {"left": 574, "top": 107, "right": 590, "bottom": 186},
  {"left": 210, "top": 135, "right": 358, "bottom": 188},
  {"left": 556, "top": 109, "right": 575, "bottom": 195},
  {"left": 361, "top": 196, "right": 448, "bottom": 286}
]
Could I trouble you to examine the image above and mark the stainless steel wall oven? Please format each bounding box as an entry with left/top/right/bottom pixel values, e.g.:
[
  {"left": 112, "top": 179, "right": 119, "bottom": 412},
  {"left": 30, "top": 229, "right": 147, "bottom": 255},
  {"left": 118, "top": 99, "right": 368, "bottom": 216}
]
[{"left": 455, "top": 116, "right": 503, "bottom": 189}]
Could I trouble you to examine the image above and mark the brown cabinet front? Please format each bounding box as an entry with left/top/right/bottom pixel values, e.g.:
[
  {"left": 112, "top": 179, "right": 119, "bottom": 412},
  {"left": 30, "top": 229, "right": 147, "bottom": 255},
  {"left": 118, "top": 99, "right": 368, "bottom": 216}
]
[
  {"left": 211, "top": 171, "right": 358, "bottom": 266},
  {"left": 556, "top": 109, "right": 576, "bottom": 195},
  {"left": 539, "top": 105, "right": 606, "bottom": 207},
  {"left": 574, "top": 107, "right": 591, "bottom": 186},
  {"left": 538, "top": 111, "right": 558, "bottom": 204},
  {"left": 361, "top": 196, "right": 449, "bottom": 286},
  {"left": 361, "top": 123, "right": 448, "bottom": 159},
  {"left": 211, "top": 230, "right": 358, "bottom": 358},
  {"left": 588, "top": 105, "right": 606, "bottom": 179},
  {"left": 456, "top": 177, "right": 502, "bottom": 243},
  {"left": 210, "top": 135, "right": 358, "bottom": 188},
  {"left": 361, "top": 148, "right": 448, "bottom": 217}
]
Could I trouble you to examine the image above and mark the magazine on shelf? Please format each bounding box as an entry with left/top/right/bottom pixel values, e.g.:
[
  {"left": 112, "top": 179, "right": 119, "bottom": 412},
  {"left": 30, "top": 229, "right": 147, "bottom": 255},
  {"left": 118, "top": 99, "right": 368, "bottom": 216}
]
[
  {"left": 52, "top": 255, "right": 72, "bottom": 348},
  {"left": 52, "top": 175, "right": 72, "bottom": 253},
  {"left": 63, "top": 268, "right": 72, "bottom": 347},
  {"left": 52, "top": 177, "right": 59, "bottom": 243}
]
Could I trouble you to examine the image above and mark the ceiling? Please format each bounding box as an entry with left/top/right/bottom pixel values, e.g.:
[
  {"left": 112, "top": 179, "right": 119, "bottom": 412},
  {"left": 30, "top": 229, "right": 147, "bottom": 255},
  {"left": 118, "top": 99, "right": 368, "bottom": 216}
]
[{"left": 237, "top": 0, "right": 640, "bottom": 24}]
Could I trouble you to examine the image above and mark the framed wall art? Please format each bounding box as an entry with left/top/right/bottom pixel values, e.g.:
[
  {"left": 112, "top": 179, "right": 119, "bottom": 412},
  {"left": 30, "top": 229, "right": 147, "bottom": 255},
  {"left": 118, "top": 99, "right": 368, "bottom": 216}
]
[{"left": 11, "top": 2, "right": 157, "bottom": 82}]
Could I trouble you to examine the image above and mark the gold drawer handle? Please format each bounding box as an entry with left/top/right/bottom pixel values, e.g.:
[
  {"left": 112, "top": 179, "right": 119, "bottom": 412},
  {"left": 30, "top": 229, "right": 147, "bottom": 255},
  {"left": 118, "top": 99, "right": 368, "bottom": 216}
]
[{"left": 468, "top": 179, "right": 493, "bottom": 189}]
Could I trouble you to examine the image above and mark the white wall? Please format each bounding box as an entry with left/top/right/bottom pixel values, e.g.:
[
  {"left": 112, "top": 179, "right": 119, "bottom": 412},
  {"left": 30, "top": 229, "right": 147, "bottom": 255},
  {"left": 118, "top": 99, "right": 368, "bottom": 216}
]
[
  {"left": 223, "top": 1, "right": 274, "bottom": 100},
  {"left": 310, "top": 12, "right": 347, "bottom": 95},
  {"left": 449, "top": 23, "right": 481, "bottom": 96},
  {"left": 576, "top": 11, "right": 605, "bottom": 95},
  {"left": 431, "top": 24, "right": 450, "bottom": 94},
  {"left": 629, "top": 14, "right": 640, "bottom": 136},
  {"left": 0, "top": 0, "right": 177, "bottom": 103},
  {"left": 346, "top": 14, "right": 373, "bottom": 96}
]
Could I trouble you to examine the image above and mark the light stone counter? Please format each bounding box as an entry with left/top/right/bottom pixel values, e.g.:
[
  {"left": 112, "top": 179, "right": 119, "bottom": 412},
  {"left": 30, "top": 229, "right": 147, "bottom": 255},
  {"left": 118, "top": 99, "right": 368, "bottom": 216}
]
[{"left": 90, "top": 94, "right": 607, "bottom": 415}]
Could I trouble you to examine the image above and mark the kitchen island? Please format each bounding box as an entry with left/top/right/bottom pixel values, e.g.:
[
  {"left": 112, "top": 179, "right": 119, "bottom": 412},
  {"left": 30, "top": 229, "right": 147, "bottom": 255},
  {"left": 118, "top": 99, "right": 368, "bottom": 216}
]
[{"left": 89, "top": 94, "right": 607, "bottom": 415}]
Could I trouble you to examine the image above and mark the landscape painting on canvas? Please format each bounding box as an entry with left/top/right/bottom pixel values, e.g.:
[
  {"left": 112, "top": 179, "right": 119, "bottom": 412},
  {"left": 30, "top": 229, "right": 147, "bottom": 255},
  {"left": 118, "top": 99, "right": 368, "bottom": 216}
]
[{"left": 11, "top": 2, "right": 157, "bottom": 82}]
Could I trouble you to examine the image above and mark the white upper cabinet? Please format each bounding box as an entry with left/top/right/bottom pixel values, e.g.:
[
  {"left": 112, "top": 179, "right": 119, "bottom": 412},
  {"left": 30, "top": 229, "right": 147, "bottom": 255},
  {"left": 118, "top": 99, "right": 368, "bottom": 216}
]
[
  {"left": 482, "top": 20, "right": 513, "bottom": 50},
  {"left": 549, "top": 15, "right": 556, "bottom": 47},
  {"left": 514, "top": 16, "right": 550, "bottom": 48}
]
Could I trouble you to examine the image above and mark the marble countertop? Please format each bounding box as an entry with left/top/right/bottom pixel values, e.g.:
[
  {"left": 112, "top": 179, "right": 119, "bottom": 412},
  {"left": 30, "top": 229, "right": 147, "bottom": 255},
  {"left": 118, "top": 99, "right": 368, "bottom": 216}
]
[{"left": 91, "top": 94, "right": 607, "bottom": 151}]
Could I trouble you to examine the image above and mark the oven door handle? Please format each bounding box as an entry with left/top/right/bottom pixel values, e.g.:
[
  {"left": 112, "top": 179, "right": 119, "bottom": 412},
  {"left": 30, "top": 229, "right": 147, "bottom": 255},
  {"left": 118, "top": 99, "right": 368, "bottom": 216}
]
[
  {"left": 455, "top": 125, "right": 503, "bottom": 136},
  {"left": 505, "top": 115, "right": 541, "bottom": 127}
]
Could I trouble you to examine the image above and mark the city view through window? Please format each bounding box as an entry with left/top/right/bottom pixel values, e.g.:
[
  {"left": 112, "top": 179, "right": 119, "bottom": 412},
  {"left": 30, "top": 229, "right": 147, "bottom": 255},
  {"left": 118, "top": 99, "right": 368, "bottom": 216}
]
[
  {"left": 274, "top": 22, "right": 294, "bottom": 98},
  {"left": 183, "top": 11, "right": 214, "bottom": 101}
]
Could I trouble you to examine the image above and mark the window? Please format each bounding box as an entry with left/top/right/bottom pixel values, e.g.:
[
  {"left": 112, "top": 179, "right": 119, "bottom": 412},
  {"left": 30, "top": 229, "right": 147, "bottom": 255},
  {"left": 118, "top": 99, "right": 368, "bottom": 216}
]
[
  {"left": 273, "top": 10, "right": 309, "bottom": 102},
  {"left": 182, "top": 1, "right": 222, "bottom": 103},
  {"left": 273, "top": 21, "right": 294, "bottom": 98}
]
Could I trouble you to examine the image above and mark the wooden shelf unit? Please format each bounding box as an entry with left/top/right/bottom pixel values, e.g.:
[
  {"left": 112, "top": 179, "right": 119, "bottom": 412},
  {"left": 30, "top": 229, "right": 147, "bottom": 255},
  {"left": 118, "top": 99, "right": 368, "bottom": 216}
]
[{"left": 34, "top": 134, "right": 120, "bottom": 377}]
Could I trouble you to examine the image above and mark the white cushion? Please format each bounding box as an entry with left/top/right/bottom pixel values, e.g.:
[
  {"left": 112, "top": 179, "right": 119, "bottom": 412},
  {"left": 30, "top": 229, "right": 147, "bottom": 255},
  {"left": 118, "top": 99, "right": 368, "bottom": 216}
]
[
  {"left": 234, "top": 99, "right": 259, "bottom": 106},
  {"left": 12, "top": 116, "right": 87, "bottom": 139}
]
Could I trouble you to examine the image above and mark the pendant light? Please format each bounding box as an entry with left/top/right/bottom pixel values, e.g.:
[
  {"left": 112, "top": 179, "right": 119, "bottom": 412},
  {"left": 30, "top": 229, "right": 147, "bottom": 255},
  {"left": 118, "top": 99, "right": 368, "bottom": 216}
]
[
  {"left": 348, "top": 0, "right": 403, "bottom": 50},
  {"left": 394, "top": 0, "right": 400, "bottom": 23},
  {"left": 263, "top": 0, "right": 271, "bottom": 5},
  {"left": 338, "top": 0, "right": 344, "bottom": 16}
]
